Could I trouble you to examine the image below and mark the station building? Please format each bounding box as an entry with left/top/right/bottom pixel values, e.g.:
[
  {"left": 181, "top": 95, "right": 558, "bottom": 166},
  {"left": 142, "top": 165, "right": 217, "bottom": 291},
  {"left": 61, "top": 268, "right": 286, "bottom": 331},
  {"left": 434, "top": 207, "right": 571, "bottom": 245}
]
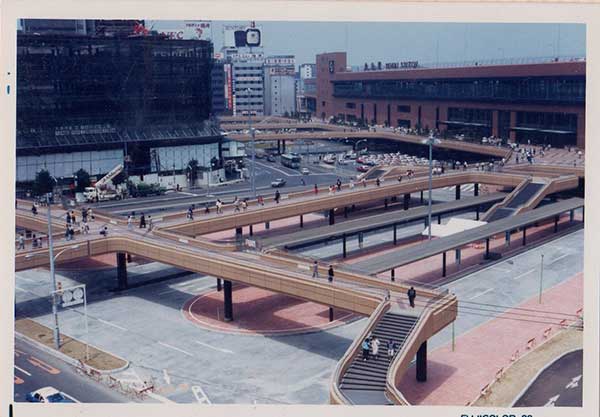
[{"left": 316, "top": 52, "right": 586, "bottom": 148}]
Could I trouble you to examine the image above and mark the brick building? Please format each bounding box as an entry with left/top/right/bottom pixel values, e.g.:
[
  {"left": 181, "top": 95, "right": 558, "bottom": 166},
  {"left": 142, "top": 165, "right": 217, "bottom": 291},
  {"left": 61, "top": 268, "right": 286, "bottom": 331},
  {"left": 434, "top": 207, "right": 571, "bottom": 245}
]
[{"left": 316, "top": 52, "right": 585, "bottom": 148}]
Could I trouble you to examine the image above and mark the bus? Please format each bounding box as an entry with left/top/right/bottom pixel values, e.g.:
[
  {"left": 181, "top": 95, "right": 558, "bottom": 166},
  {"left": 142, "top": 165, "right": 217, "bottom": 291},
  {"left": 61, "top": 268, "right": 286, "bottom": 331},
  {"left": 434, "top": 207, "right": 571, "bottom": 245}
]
[{"left": 281, "top": 153, "right": 302, "bottom": 169}]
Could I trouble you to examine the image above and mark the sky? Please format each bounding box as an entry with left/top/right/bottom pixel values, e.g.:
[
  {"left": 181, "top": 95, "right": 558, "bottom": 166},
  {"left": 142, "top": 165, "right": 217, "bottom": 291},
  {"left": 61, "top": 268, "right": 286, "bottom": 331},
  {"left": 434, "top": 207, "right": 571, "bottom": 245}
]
[{"left": 150, "top": 21, "right": 586, "bottom": 69}]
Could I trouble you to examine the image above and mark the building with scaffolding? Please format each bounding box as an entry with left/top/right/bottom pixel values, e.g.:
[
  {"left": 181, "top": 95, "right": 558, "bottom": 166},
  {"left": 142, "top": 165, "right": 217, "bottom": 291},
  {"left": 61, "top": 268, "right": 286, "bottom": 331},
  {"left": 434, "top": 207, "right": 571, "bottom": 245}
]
[{"left": 16, "top": 31, "right": 222, "bottom": 184}]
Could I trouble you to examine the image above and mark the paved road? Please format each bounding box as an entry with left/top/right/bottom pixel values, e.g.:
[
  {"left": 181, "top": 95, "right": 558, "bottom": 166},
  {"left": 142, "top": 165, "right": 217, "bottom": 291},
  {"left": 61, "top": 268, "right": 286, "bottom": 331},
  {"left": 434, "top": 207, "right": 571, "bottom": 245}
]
[
  {"left": 14, "top": 338, "right": 130, "bottom": 403},
  {"left": 513, "top": 349, "right": 582, "bottom": 407}
]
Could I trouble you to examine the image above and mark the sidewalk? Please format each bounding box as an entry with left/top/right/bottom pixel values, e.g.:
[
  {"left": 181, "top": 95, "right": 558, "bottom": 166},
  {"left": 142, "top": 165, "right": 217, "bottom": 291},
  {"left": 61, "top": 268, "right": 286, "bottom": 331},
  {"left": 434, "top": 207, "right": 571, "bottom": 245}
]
[{"left": 397, "top": 272, "right": 583, "bottom": 405}]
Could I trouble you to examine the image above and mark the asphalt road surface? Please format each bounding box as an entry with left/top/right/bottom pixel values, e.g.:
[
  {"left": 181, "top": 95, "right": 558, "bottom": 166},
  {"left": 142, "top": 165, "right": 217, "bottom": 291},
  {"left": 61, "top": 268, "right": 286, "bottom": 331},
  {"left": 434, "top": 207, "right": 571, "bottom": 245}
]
[
  {"left": 513, "top": 349, "right": 582, "bottom": 407},
  {"left": 14, "top": 338, "right": 130, "bottom": 403}
]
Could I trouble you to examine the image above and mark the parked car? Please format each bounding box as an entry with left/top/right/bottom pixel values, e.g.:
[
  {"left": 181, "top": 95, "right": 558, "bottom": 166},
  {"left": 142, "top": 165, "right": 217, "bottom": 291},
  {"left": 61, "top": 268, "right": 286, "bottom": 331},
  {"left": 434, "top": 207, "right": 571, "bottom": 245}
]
[
  {"left": 266, "top": 155, "right": 276, "bottom": 162},
  {"left": 26, "top": 387, "right": 78, "bottom": 403},
  {"left": 301, "top": 168, "right": 310, "bottom": 175},
  {"left": 357, "top": 165, "right": 371, "bottom": 173},
  {"left": 271, "top": 178, "right": 286, "bottom": 188}
]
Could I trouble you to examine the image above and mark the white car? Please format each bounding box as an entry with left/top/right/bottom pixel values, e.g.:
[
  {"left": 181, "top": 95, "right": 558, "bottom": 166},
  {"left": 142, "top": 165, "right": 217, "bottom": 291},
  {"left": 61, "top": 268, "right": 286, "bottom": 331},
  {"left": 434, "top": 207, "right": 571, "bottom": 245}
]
[
  {"left": 301, "top": 168, "right": 310, "bottom": 175},
  {"left": 26, "top": 386, "right": 78, "bottom": 403}
]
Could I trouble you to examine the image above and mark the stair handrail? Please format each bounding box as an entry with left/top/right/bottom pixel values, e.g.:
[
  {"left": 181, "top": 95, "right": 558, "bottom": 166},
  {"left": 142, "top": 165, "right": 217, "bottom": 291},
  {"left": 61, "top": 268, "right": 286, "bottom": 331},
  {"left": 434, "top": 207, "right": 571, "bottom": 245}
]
[
  {"left": 513, "top": 175, "right": 579, "bottom": 215},
  {"left": 481, "top": 177, "right": 531, "bottom": 222},
  {"left": 330, "top": 298, "right": 391, "bottom": 405},
  {"left": 385, "top": 289, "right": 453, "bottom": 405}
]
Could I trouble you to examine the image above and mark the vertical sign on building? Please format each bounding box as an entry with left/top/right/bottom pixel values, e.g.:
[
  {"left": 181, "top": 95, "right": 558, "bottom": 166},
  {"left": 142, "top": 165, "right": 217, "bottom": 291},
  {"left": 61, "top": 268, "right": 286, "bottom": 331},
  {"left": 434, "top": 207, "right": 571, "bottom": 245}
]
[{"left": 224, "top": 63, "right": 234, "bottom": 112}]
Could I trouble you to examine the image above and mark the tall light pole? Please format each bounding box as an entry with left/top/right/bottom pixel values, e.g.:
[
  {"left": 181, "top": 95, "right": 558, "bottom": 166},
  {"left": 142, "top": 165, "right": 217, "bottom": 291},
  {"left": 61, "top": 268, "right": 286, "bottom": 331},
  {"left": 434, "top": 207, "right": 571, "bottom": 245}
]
[
  {"left": 46, "top": 192, "right": 60, "bottom": 349},
  {"left": 246, "top": 94, "right": 257, "bottom": 199},
  {"left": 422, "top": 134, "right": 441, "bottom": 241},
  {"left": 539, "top": 254, "right": 544, "bottom": 303}
]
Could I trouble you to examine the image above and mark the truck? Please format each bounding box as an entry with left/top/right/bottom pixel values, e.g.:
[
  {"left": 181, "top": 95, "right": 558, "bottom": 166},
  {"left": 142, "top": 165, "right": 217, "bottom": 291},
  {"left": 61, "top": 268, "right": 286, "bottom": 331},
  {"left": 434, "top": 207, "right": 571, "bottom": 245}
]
[
  {"left": 83, "top": 164, "right": 126, "bottom": 202},
  {"left": 129, "top": 182, "right": 167, "bottom": 198}
]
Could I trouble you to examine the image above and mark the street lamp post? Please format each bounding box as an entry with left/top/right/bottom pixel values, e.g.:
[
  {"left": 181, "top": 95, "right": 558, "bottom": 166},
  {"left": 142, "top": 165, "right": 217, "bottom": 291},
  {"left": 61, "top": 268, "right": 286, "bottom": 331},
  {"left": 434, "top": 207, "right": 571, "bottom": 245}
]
[
  {"left": 246, "top": 90, "right": 257, "bottom": 199},
  {"left": 46, "top": 193, "right": 60, "bottom": 349},
  {"left": 422, "top": 134, "right": 441, "bottom": 241},
  {"left": 539, "top": 254, "right": 544, "bottom": 303}
]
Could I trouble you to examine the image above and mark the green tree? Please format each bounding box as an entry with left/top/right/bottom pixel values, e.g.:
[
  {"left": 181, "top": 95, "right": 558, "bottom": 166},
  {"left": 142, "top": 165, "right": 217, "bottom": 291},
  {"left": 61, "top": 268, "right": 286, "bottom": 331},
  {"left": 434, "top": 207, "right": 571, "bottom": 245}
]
[
  {"left": 187, "top": 159, "right": 200, "bottom": 183},
  {"left": 74, "top": 168, "right": 91, "bottom": 192},
  {"left": 32, "top": 169, "right": 55, "bottom": 196}
]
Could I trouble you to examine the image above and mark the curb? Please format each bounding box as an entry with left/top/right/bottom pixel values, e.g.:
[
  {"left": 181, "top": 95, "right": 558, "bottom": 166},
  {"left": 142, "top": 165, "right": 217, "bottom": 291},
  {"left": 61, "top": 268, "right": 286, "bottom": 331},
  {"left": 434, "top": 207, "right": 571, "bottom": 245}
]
[{"left": 15, "top": 330, "right": 130, "bottom": 375}]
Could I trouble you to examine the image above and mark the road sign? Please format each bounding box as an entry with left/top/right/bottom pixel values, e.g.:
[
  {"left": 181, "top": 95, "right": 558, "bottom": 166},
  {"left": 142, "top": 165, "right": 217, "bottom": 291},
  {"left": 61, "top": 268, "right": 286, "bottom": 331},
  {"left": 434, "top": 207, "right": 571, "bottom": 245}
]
[{"left": 57, "top": 284, "right": 85, "bottom": 307}]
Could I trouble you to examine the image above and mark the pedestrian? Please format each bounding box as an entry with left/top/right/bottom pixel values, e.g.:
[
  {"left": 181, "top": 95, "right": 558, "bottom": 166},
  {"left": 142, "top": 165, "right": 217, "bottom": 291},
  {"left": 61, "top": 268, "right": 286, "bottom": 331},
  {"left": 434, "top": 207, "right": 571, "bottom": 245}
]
[
  {"left": 376, "top": 178, "right": 381, "bottom": 187},
  {"left": 69, "top": 226, "right": 75, "bottom": 241},
  {"left": 361, "top": 338, "right": 370, "bottom": 361},
  {"left": 31, "top": 204, "right": 37, "bottom": 215},
  {"left": 88, "top": 208, "right": 94, "bottom": 221},
  {"left": 349, "top": 179, "right": 355, "bottom": 189},
  {"left": 371, "top": 337, "right": 380, "bottom": 359},
  {"left": 387, "top": 339, "right": 395, "bottom": 357},
  {"left": 71, "top": 211, "right": 76, "bottom": 226},
  {"left": 37, "top": 236, "right": 43, "bottom": 248},
  {"left": 312, "top": 260, "right": 319, "bottom": 278},
  {"left": 82, "top": 208, "right": 87, "bottom": 223},
  {"left": 300, "top": 178, "right": 305, "bottom": 186},
  {"left": 139, "top": 213, "right": 146, "bottom": 228},
  {"left": 314, "top": 184, "right": 319, "bottom": 194},
  {"left": 66, "top": 212, "right": 71, "bottom": 224},
  {"left": 17, "top": 233, "right": 25, "bottom": 250},
  {"left": 258, "top": 195, "right": 264, "bottom": 206},
  {"left": 188, "top": 205, "right": 194, "bottom": 220},
  {"left": 362, "top": 178, "right": 367, "bottom": 188},
  {"left": 397, "top": 176, "right": 402, "bottom": 183},
  {"left": 274, "top": 190, "right": 281, "bottom": 204},
  {"left": 204, "top": 203, "right": 210, "bottom": 214},
  {"left": 148, "top": 215, "right": 153, "bottom": 231},
  {"left": 328, "top": 265, "right": 334, "bottom": 283},
  {"left": 242, "top": 199, "right": 248, "bottom": 211},
  {"left": 233, "top": 197, "right": 241, "bottom": 212},
  {"left": 83, "top": 222, "right": 90, "bottom": 235},
  {"left": 216, "top": 199, "right": 222, "bottom": 214},
  {"left": 336, "top": 178, "right": 342, "bottom": 191},
  {"left": 407, "top": 286, "right": 416, "bottom": 308},
  {"left": 328, "top": 185, "right": 333, "bottom": 195},
  {"left": 100, "top": 226, "right": 108, "bottom": 237},
  {"left": 127, "top": 215, "right": 133, "bottom": 230}
]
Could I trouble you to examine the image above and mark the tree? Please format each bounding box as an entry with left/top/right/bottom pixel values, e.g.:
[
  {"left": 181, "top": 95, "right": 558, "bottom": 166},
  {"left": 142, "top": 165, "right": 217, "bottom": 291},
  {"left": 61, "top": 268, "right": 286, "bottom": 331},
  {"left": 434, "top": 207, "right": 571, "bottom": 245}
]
[
  {"left": 74, "top": 168, "right": 91, "bottom": 192},
  {"left": 187, "top": 159, "right": 200, "bottom": 183},
  {"left": 32, "top": 169, "right": 55, "bottom": 196},
  {"left": 283, "top": 111, "right": 290, "bottom": 118}
]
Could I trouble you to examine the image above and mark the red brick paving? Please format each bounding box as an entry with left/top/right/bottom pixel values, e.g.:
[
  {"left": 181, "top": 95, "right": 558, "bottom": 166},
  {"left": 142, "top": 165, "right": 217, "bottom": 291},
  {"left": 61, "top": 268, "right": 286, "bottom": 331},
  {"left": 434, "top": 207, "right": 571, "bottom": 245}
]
[
  {"left": 398, "top": 272, "right": 583, "bottom": 405},
  {"left": 182, "top": 283, "right": 359, "bottom": 336}
]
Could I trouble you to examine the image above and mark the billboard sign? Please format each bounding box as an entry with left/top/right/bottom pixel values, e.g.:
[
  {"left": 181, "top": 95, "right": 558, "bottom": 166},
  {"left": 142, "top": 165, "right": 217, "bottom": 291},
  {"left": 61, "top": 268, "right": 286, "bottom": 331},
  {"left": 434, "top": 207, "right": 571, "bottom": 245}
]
[
  {"left": 223, "top": 24, "right": 263, "bottom": 48},
  {"left": 145, "top": 20, "right": 212, "bottom": 41}
]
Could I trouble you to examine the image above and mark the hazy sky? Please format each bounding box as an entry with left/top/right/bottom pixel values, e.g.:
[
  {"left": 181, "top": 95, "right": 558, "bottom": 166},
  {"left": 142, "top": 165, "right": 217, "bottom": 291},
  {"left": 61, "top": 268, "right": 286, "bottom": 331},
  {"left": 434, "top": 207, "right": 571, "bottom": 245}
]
[{"left": 151, "top": 21, "right": 586, "bottom": 68}]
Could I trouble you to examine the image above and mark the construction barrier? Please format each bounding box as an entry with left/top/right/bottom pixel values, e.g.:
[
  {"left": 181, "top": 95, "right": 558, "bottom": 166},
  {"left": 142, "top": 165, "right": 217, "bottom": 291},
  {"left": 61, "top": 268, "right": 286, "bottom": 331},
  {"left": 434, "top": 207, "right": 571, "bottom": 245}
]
[
  {"left": 510, "top": 349, "right": 520, "bottom": 362},
  {"left": 559, "top": 319, "right": 568, "bottom": 328},
  {"left": 480, "top": 383, "right": 491, "bottom": 397},
  {"left": 543, "top": 327, "right": 552, "bottom": 338},
  {"left": 526, "top": 337, "right": 536, "bottom": 350},
  {"left": 495, "top": 367, "right": 504, "bottom": 381}
]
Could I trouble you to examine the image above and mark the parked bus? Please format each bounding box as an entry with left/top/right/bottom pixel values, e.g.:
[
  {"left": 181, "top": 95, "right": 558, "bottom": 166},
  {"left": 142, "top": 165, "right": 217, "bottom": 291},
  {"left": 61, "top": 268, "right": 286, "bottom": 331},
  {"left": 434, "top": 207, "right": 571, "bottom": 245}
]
[{"left": 281, "top": 153, "right": 302, "bottom": 169}]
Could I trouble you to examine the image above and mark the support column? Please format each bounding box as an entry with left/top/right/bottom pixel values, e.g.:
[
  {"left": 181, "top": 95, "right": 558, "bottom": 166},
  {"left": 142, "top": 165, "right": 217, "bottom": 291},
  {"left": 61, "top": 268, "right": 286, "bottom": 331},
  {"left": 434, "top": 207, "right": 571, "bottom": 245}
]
[
  {"left": 282, "top": 140, "right": 286, "bottom": 154},
  {"left": 420, "top": 190, "right": 424, "bottom": 204},
  {"left": 455, "top": 249, "right": 461, "bottom": 265},
  {"left": 505, "top": 231, "right": 511, "bottom": 247},
  {"left": 416, "top": 341, "right": 427, "bottom": 382},
  {"left": 391, "top": 269, "right": 395, "bottom": 282},
  {"left": 554, "top": 215, "right": 559, "bottom": 233},
  {"left": 474, "top": 183, "right": 479, "bottom": 197},
  {"left": 437, "top": 214, "right": 441, "bottom": 224},
  {"left": 393, "top": 224, "right": 397, "bottom": 245},
  {"left": 328, "top": 209, "right": 335, "bottom": 225},
  {"left": 217, "top": 278, "right": 222, "bottom": 292},
  {"left": 476, "top": 206, "right": 480, "bottom": 221},
  {"left": 300, "top": 215, "right": 304, "bottom": 228},
  {"left": 344, "top": 206, "right": 348, "bottom": 218},
  {"left": 455, "top": 185, "right": 461, "bottom": 200},
  {"left": 442, "top": 252, "right": 447, "bottom": 277},
  {"left": 570, "top": 210, "right": 574, "bottom": 222},
  {"left": 117, "top": 252, "right": 128, "bottom": 290},
  {"left": 265, "top": 221, "right": 270, "bottom": 230},
  {"left": 277, "top": 140, "right": 281, "bottom": 154},
  {"left": 223, "top": 280, "right": 233, "bottom": 322},
  {"left": 404, "top": 193, "right": 410, "bottom": 210},
  {"left": 249, "top": 224, "right": 254, "bottom": 236},
  {"left": 485, "top": 238, "right": 490, "bottom": 259},
  {"left": 235, "top": 227, "right": 243, "bottom": 245},
  {"left": 384, "top": 199, "right": 388, "bottom": 210},
  {"left": 522, "top": 227, "right": 527, "bottom": 246},
  {"left": 342, "top": 234, "right": 347, "bottom": 258},
  {"left": 329, "top": 307, "right": 334, "bottom": 322}
]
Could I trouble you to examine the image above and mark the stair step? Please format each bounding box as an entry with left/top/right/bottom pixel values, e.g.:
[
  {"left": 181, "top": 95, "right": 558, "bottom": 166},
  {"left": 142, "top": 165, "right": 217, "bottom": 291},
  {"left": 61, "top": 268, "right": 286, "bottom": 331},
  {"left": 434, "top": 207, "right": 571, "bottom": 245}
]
[{"left": 341, "top": 378, "right": 387, "bottom": 388}]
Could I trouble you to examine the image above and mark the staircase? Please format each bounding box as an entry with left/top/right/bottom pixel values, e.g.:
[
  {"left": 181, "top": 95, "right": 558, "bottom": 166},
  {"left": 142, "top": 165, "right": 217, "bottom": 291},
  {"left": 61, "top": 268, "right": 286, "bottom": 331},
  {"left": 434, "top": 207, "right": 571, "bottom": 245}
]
[
  {"left": 340, "top": 313, "right": 418, "bottom": 405},
  {"left": 484, "top": 181, "right": 545, "bottom": 222}
]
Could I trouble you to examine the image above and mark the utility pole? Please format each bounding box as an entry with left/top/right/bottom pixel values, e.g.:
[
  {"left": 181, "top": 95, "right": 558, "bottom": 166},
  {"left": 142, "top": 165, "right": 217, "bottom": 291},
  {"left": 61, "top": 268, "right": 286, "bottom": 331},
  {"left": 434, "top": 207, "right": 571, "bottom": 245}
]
[
  {"left": 246, "top": 101, "right": 257, "bottom": 199},
  {"left": 46, "top": 193, "right": 60, "bottom": 349},
  {"left": 539, "top": 254, "right": 544, "bottom": 303}
]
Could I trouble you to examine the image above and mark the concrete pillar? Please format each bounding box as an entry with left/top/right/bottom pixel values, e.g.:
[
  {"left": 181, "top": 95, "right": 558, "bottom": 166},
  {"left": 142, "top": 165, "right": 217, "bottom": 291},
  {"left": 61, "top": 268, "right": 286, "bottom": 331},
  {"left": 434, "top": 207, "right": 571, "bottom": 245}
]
[
  {"left": 277, "top": 140, "right": 281, "bottom": 154},
  {"left": 491, "top": 110, "right": 499, "bottom": 137},
  {"left": 329, "top": 209, "right": 335, "bottom": 225},
  {"left": 474, "top": 183, "right": 479, "bottom": 197},
  {"left": 554, "top": 215, "right": 559, "bottom": 233},
  {"left": 265, "top": 221, "right": 270, "bottom": 230},
  {"left": 282, "top": 140, "right": 286, "bottom": 154},
  {"left": 344, "top": 207, "right": 348, "bottom": 218},
  {"left": 391, "top": 268, "right": 395, "bottom": 282},
  {"left": 404, "top": 193, "right": 410, "bottom": 210},
  {"left": 300, "top": 215, "right": 304, "bottom": 228},
  {"left": 223, "top": 280, "right": 233, "bottom": 321},
  {"left": 476, "top": 206, "right": 480, "bottom": 221},
  {"left": 249, "top": 225, "right": 254, "bottom": 236},
  {"left": 455, "top": 249, "right": 461, "bottom": 265},
  {"left": 437, "top": 214, "right": 441, "bottom": 224},
  {"left": 420, "top": 190, "right": 424, "bottom": 204},
  {"left": 485, "top": 238, "right": 490, "bottom": 259},
  {"left": 384, "top": 199, "right": 388, "bottom": 210},
  {"left": 329, "top": 307, "right": 334, "bottom": 322},
  {"left": 505, "top": 231, "right": 511, "bottom": 247},
  {"left": 416, "top": 341, "right": 427, "bottom": 382},
  {"left": 342, "top": 234, "right": 347, "bottom": 258},
  {"left": 522, "top": 227, "right": 527, "bottom": 246},
  {"left": 235, "top": 227, "right": 243, "bottom": 244},
  {"left": 570, "top": 210, "right": 574, "bottom": 222},
  {"left": 509, "top": 111, "right": 517, "bottom": 142},
  {"left": 393, "top": 224, "right": 397, "bottom": 245},
  {"left": 217, "top": 278, "right": 222, "bottom": 292},
  {"left": 442, "top": 252, "right": 447, "bottom": 277},
  {"left": 455, "top": 185, "right": 461, "bottom": 200},
  {"left": 117, "top": 252, "right": 128, "bottom": 290}
]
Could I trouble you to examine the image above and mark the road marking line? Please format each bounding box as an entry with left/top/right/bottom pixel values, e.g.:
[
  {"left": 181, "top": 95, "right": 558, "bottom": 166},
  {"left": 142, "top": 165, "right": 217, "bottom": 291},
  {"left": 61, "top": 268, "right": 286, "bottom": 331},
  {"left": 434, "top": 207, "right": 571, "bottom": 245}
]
[
  {"left": 194, "top": 340, "right": 234, "bottom": 354},
  {"left": 157, "top": 288, "right": 178, "bottom": 295},
  {"left": 512, "top": 268, "right": 536, "bottom": 280},
  {"left": 492, "top": 266, "right": 512, "bottom": 274},
  {"left": 158, "top": 341, "right": 193, "bottom": 357},
  {"left": 255, "top": 161, "right": 300, "bottom": 177},
  {"left": 97, "top": 318, "right": 127, "bottom": 331},
  {"left": 469, "top": 288, "right": 495, "bottom": 300},
  {"left": 549, "top": 253, "right": 569, "bottom": 265},
  {"left": 14, "top": 365, "right": 31, "bottom": 376}
]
